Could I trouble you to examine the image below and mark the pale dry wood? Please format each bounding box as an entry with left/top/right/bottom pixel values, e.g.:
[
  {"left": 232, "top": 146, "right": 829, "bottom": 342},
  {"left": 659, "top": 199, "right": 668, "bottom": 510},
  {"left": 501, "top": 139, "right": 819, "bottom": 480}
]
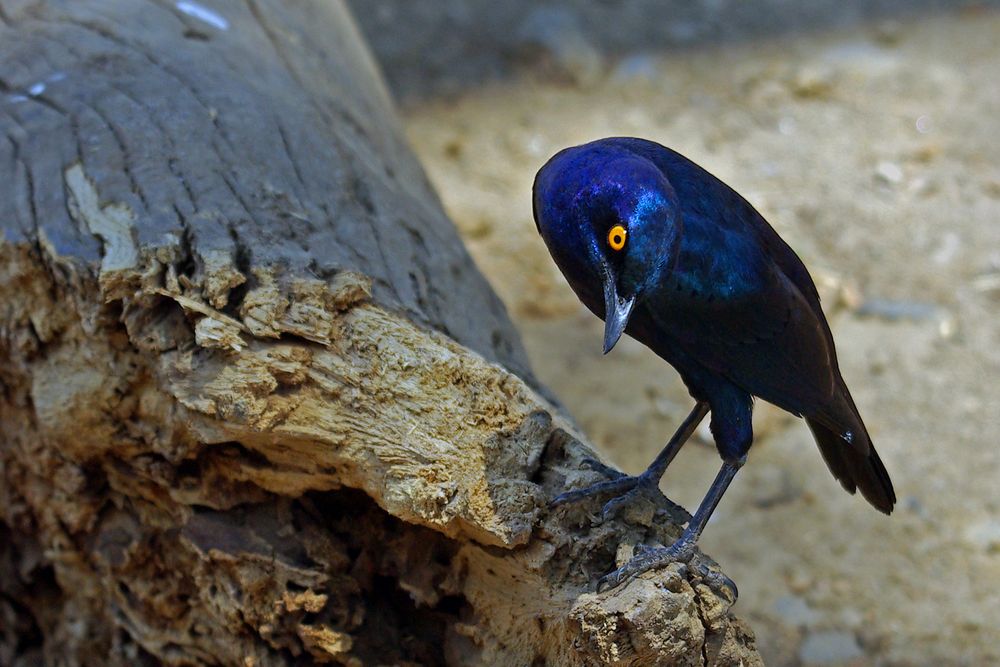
[{"left": 0, "top": 1, "right": 762, "bottom": 664}]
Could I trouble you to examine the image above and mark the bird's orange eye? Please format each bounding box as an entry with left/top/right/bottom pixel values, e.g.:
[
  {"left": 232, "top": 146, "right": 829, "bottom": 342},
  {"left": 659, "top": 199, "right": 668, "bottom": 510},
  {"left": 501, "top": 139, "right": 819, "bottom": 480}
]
[{"left": 607, "top": 225, "right": 627, "bottom": 251}]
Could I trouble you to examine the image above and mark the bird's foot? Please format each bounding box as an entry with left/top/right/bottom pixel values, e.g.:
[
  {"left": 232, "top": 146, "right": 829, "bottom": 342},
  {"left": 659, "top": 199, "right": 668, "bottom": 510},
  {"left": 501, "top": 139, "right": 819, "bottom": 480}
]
[
  {"left": 550, "top": 464, "right": 662, "bottom": 523},
  {"left": 596, "top": 539, "right": 696, "bottom": 592},
  {"left": 596, "top": 542, "right": 738, "bottom": 601}
]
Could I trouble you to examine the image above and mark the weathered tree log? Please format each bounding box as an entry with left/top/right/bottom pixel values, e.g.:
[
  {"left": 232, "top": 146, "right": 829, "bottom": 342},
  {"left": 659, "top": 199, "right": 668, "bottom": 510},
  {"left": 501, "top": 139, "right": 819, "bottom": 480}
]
[{"left": 0, "top": 1, "right": 762, "bottom": 665}]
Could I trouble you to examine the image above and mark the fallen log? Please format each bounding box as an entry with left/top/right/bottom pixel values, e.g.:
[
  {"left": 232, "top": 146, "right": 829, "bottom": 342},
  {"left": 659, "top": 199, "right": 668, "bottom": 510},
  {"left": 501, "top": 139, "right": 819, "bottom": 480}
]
[{"left": 0, "top": 1, "right": 761, "bottom": 664}]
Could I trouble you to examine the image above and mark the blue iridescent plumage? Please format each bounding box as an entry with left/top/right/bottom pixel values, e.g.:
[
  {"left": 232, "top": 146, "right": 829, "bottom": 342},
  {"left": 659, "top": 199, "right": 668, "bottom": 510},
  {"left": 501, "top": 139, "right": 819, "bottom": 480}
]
[{"left": 534, "top": 137, "right": 894, "bottom": 591}]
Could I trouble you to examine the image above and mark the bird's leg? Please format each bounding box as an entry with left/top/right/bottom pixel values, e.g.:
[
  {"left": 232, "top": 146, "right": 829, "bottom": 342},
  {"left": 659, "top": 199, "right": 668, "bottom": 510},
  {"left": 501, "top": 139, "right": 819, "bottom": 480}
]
[
  {"left": 550, "top": 402, "right": 709, "bottom": 522},
  {"left": 597, "top": 455, "right": 744, "bottom": 592}
]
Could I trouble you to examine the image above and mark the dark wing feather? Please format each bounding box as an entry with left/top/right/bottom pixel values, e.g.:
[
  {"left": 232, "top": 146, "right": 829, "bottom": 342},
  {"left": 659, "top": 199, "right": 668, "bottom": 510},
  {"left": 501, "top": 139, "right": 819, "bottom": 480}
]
[
  {"left": 654, "top": 263, "right": 836, "bottom": 417},
  {"left": 808, "top": 415, "right": 895, "bottom": 514}
]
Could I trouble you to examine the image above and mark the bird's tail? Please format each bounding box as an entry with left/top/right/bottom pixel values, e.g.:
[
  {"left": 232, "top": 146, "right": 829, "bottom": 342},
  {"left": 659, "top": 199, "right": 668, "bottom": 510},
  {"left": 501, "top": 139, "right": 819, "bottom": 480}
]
[{"left": 806, "top": 388, "right": 895, "bottom": 515}]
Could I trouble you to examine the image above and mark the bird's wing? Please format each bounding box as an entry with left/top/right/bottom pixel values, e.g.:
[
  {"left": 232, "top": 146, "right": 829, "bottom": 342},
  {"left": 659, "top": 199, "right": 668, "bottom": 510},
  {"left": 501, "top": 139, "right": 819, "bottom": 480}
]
[{"left": 658, "top": 263, "right": 837, "bottom": 417}]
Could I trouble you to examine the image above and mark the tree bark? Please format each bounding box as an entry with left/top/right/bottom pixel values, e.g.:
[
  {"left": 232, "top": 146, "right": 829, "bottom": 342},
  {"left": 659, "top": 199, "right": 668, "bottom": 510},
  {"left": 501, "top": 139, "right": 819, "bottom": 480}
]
[{"left": 0, "top": 1, "right": 761, "bottom": 665}]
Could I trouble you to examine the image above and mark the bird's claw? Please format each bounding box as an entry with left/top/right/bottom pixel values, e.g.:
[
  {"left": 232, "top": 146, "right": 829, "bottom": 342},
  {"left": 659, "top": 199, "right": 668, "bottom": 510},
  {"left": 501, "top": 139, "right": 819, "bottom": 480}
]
[
  {"left": 689, "top": 554, "right": 740, "bottom": 602},
  {"left": 550, "top": 474, "right": 640, "bottom": 509},
  {"left": 599, "top": 478, "right": 658, "bottom": 521},
  {"left": 550, "top": 469, "right": 661, "bottom": 522},
  {"left": 580, "top": 457, "right": 626, "bottom": 480},
  {"left": 596, "top": 541, "right": 695, "bottom": 592}
]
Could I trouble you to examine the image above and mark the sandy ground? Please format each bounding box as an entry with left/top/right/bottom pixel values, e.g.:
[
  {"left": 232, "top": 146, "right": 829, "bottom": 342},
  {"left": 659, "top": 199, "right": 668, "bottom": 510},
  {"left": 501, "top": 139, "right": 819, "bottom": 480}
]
[{"left": 393, "top": 9, "right": 1000, "bottom": 665}]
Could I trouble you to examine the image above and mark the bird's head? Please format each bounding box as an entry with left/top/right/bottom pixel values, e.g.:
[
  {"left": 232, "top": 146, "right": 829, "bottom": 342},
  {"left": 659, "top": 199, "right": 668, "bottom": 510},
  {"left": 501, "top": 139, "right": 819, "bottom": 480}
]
[{"left": 533, "top": 141, "right": 682, "bottom": 353}]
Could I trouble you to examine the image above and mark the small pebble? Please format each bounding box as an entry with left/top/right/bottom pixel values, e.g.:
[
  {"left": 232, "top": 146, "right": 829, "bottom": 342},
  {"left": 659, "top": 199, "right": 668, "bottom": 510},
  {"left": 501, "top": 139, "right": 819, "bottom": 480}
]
[
  {"left": 963, "top": 520, "right": 1000, "bottom": 554},
  {"left": 971, "top": 272, "right": 1000, "bottom": 294},
  {"left": 902, "top": 495, "right": 929, "bottom": 519},
  {"left": 786, "top": 569, "right": 815, "bottom": 594},
  {"left": 856, "top": 298, "right": 944, "bottom": 322},
  {"left": 931, "top": 232, "right": 961, "bottom": 265},
  {"left": 799, "top": 630, "right": 864, "bottom": 664},
  {"left": 612, "top": 53, "right": 660, "bottom": 83},
  {"left": 772, "top": 595, "right": 822, "bottom": 627},
  {"left": 856, "top": 298, "right": 957, "bottom": 339},
  {"left": 874, "top": 161, "right": 904, "bottom": 185},
  {"left": 873, "top": 20, "right": 903, "bottom": 46},
  {"left": 791, "top": 64, "right": 836, "bottom": 98}
]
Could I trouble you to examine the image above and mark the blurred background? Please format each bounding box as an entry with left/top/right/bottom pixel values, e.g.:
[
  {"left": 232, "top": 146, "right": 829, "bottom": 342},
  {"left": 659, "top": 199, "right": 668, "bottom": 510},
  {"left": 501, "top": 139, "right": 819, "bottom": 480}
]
[{"left": 348, "top": 2, "right": 1000, "bottom": 664}]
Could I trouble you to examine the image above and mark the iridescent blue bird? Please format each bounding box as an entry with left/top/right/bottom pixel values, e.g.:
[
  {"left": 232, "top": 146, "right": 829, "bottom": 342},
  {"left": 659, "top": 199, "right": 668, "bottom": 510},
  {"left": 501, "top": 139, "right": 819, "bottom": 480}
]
[{"left": 534, "top": 137, "right": 894, "bottom": 590}]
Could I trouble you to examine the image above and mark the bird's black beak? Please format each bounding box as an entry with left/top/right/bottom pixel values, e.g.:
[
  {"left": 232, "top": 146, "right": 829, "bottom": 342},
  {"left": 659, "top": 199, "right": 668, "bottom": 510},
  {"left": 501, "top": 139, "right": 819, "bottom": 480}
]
[{"left": 602, "top": 268, "right": 636, "bottom": 354}]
